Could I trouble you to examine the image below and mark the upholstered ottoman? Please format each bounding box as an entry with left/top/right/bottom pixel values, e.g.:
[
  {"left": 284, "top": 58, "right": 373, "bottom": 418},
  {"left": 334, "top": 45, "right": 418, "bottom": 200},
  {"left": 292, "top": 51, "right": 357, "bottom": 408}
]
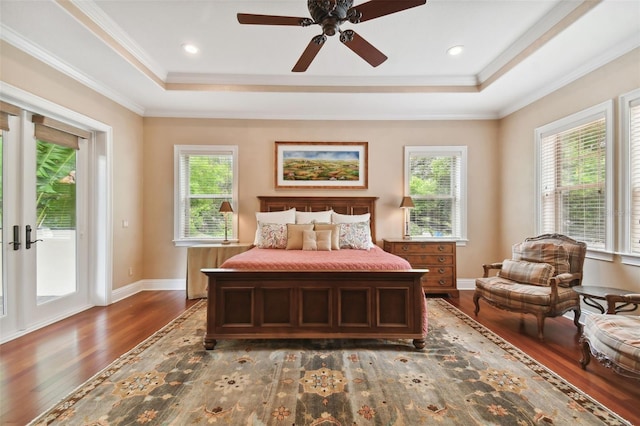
[{"left": 580, "top": 313, "right": 640, "bottom": 378}]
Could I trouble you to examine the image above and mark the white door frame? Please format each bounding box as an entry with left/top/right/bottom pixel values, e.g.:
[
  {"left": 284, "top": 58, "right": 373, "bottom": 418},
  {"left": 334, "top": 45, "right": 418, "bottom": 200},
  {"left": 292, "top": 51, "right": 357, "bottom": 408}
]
[{"left": 0, "top": 83, "right": 112, "bottom": 342}]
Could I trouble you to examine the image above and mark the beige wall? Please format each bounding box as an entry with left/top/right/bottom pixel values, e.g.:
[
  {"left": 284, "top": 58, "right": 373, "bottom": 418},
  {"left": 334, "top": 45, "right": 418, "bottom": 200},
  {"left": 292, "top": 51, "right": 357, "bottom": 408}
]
[
  {"left": 0, "top": 41, "right": 145, "bottom": 290},
  {"left": 142, "top": 118, "right": 500, "bottom": 281},
  {"left": 3, "top": 39, "right": 638, "bottom": 294},
  {"left": 498, "top": 48, "right": 640, "bottom": 292}
]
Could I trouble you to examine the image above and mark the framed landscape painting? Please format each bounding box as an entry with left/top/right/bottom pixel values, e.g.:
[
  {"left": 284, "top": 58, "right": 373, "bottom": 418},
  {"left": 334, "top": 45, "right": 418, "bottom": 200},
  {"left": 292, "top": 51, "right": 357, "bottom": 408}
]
[{"left": 275, "top": 142, "right": 368, "bottom": 189}]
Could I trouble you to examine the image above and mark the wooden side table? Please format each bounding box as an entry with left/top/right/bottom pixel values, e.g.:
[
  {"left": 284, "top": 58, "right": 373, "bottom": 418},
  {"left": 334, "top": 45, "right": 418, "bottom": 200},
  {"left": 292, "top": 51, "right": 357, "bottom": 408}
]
[
  {"left": 383, "top": 238, "right": 458, "bottom": 297},
  {"left": 572, "top": 285, "right": 638, "bottom": 314},
  {"left": 186, "top": 243, "right": 252, "bottom": 299}
]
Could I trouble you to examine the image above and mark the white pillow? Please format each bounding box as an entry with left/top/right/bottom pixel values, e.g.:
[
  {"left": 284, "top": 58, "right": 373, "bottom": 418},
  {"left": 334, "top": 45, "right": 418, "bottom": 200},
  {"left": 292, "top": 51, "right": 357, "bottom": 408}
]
[
  {"left": 254, "top": 208, "right": 295, "bottom": 244},
  {"left": 295, "top": 210, "right": 333, "bottom": 224},
  {"left": 331, "top": 212, "right": 370, "bottom": 224}
]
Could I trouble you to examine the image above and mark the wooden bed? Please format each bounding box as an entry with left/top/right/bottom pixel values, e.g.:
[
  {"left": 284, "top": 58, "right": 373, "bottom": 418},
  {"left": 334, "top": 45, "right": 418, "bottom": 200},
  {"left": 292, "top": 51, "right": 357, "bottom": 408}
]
[{"left": 202, "top": 196, "right": 428, "bottom": 350}]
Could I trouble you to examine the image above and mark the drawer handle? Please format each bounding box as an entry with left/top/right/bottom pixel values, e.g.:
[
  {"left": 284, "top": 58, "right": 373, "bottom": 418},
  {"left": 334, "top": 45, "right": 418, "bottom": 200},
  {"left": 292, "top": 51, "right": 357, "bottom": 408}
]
[
  {"left": 438, "top": 268, "right": 445, "bottom": 274},
  {"left": 438, "top": 245, "right": 445, "bottom": 252},
  {"left": 438, "top": 279, "right": 446, "bottom": 285},
  {"left": 438, "top": 257, "right": 445, "bottom": 263},
  {"left": 402, "top": 245, "right": 409, "bottom": 251}
]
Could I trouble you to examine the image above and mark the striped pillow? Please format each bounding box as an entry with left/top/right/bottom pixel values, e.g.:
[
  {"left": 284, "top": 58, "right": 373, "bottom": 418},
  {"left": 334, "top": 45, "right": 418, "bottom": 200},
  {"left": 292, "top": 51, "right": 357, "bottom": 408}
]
[{"left": 498, "top": 259, "right": 555, "bottom": 286}]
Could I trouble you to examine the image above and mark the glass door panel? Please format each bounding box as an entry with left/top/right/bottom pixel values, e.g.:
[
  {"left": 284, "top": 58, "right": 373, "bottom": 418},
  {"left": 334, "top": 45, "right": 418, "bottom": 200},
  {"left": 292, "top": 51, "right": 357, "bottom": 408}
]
[{"left": 35, "top": 140, "right": 77, "bottom": 304}]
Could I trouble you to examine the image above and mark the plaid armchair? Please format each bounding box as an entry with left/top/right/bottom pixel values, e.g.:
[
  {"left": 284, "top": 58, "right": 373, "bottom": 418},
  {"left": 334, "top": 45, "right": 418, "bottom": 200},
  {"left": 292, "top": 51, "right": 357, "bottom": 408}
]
[
  {"left": 580, "top": 294, "right": 640, "bottom": 378},
  {"left": 473, "top": 234, "right": 586, "bottom": 341}
]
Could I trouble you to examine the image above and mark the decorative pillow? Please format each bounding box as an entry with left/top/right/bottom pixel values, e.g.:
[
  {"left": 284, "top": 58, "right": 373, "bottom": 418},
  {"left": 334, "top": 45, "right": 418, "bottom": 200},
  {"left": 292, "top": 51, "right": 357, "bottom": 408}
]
[
  {"left": 331, "top": 212, "right": 370, "bottom": 224},
  {"left": 315, "top": 230, "right": 332, "bottom": 251},
  {"left": 286, "top": 223, "right": 314, "bottom": 250},
  {"left": 339, "top": 221, "right": 372, "bottom": 250},
  {"left": 255, "top": 223, "right": 288, "bottom": 249},
  {"left": 295, "top": 210, "right": 333, "bottom": 224},
  {"left": 303, "top": 230, "right": 332, "bottom": 251},
  {"left": 313, "top": 223, "right": 341, "bottom": 250},
  {"left": 253, "top": 208, "right": 296, "bottom": 244},
  {"left": 498, "top": 259, "right": 555, "bottom": 286},
  {"left": 302, "top": 230, "right": 317, "bottom": 251},
  {"left": 512, "top": 241, "right": 570, "bottom": 275}
]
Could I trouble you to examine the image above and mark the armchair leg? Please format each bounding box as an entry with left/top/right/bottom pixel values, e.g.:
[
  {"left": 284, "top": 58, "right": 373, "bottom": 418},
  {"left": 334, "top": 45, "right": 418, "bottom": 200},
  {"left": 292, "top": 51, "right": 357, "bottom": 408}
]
[
  {"left": 536, "top": 315, "right": 546, "bottom": 341},
  {"left": 473, "top": 292, "right": 481, "bottom": 316},
  {"left": 579, "top": 337, "right": 591, "bottom": 369}
]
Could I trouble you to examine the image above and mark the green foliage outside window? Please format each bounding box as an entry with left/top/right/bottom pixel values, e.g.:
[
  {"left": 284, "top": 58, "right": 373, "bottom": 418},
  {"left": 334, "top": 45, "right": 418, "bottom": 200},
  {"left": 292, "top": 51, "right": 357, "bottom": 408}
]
[
  {"left": 409, "top": 155, "right": 456, "bottom": 237},
  {"left": 185, "top": 155, "right": 232, "bottom": 238},
  {"left": 543, "top": 119, "right": 606, "bottom": 247},
  {"left": 36, "top": 140, "right": 76, "bottom": 229}
]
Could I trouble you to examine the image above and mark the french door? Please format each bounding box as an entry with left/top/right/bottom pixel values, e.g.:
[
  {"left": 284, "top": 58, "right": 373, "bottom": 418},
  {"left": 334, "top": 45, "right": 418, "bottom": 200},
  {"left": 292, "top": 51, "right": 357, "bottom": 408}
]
[{"left": 1, "top": 111, "right": 90, "bottom": 340}]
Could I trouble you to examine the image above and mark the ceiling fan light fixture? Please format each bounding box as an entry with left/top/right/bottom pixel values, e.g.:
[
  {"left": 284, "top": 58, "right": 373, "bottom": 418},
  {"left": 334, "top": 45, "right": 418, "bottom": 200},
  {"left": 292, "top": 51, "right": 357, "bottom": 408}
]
[
  {"left": 447, "top": 45, "right": 464, "bottom": 56},
  {"left": 182, "top": 43, "right": 199, "bottom": 54}
]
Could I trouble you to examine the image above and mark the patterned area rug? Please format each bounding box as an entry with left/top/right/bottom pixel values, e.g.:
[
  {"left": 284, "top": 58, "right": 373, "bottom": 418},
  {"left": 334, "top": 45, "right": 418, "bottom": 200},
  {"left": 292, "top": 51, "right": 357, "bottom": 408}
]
[{"left": 30, "top": 299, "right": 631, "bottom": 425}]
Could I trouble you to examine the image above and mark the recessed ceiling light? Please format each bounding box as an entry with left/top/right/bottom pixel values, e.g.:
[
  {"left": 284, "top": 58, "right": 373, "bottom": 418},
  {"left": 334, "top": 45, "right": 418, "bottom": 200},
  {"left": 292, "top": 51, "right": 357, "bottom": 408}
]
[
  {"left": 182, "top": 43, "right": 199, "bottom": 54},
  {"left": 447, "top": 45, "right": 464, "bottom": 56}
]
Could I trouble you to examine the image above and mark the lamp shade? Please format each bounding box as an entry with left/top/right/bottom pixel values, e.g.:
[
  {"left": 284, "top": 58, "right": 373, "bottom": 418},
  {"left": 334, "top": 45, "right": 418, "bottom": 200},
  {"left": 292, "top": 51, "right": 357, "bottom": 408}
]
[
  {"left": 219, "top": 201, "right": 233, "bottom": 213},
  {"left": 399, "top": 196, "right": 415, "bottom": 208}
]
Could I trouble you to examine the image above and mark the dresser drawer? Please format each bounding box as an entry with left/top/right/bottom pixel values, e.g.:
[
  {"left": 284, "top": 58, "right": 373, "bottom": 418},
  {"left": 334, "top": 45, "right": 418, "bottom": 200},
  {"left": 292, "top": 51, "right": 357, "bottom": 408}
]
[
  {"left": 399, "top": 254, "right": 454, "bottom": 266},
  {"left": 421, "top": 266, "right": 455, "bottom": 288},
  {"left": 385, "top": 242, "right": 454, "bottom": 255}
]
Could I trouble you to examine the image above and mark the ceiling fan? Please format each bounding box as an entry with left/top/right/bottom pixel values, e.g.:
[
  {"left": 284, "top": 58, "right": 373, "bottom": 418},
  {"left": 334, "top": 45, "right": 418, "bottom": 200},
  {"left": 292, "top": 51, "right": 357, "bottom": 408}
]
[{"left": 237, "top": 0, "right": 427, "bottom": 72}]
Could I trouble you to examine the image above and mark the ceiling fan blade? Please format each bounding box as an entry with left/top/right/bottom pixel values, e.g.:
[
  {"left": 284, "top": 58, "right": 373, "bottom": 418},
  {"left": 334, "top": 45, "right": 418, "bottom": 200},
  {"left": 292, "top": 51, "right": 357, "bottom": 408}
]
[
  {"left": 340, "top": 30, "right": 387, "bottom": 67},
  {"left": 237, "top": 13, "right": 308, "bottom": 26},
  {"left": 292, "top": 36, "right": 326, "bottom": 72},
  {"left": 351, "top": 0, "right": 427, "bottom": 22}
]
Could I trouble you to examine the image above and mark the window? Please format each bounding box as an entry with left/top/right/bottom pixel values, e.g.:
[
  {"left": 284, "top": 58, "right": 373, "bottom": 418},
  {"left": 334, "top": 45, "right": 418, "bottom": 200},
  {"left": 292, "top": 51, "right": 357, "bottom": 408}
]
[
  {"left": 404, "top": 146, "right": 467, "bottom": 241},
  {"left": 174, "top": 145, "right": 238, "bottom": 245},
  {"left": 535, "top": 101, "right": 613, "bottom": 256},
  {"left": 621, "top": 88, "right": 640, "bottom": 265}
]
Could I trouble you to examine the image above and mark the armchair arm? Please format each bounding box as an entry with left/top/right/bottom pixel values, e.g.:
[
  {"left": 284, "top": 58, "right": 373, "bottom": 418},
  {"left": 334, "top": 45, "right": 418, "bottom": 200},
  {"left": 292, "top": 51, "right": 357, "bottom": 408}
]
[
  {"left": 553, "top": 272, "right": 581, "bottom": 287},
  {"left": 482, "top": 262, "right": 503, "bottom": 278}
]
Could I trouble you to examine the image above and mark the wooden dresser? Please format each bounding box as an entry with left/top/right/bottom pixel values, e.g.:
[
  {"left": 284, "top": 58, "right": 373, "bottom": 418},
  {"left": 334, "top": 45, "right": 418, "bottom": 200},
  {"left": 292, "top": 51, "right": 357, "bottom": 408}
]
[{"left": 383, "top": 239, "right": 458, "bottom": 297}]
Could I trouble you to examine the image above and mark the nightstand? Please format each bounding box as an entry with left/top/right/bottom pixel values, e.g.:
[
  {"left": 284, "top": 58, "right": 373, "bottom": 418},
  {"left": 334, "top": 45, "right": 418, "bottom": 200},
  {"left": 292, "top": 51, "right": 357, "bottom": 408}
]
[{"left": 383, "top": 239, "right": 458, "bottom": 297}]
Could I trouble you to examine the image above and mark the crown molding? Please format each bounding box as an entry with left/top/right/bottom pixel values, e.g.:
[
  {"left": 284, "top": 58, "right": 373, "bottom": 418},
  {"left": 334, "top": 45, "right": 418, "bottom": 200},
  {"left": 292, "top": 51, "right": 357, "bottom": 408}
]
[
  {"left": 0, "top": 24, "right": 146, "bottom": 116},
  {"left": 64, "top": 0, "right": 167, "bottom": 81},
  {"left": 498, "top": 35, "right": 640, "bottom": 118}
]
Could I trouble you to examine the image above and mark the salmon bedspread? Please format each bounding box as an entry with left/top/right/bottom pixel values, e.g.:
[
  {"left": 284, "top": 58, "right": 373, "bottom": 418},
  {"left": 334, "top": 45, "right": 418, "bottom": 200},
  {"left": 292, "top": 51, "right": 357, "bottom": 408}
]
[{"left": 220, "top": 245, "right": 411, "bottom": 270}]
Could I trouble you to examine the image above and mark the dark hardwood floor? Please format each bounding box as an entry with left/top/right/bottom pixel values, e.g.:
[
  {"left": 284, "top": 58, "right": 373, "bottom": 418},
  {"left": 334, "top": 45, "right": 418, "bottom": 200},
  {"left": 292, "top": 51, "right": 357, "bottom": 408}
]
[
  {"left": 1, "top": 290, "right": 637, "bottom": 425},
  {"left": 448, "top": 292, "right": 640, "bottom": 425},
  {"left": 0, "top": 291, "right": 197, "bottom": 426}
]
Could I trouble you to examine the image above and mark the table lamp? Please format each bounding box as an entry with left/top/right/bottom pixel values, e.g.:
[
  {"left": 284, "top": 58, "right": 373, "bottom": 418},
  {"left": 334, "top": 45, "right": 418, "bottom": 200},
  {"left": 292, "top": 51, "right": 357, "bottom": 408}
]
[
  {"left": 219, "top": 201, "right": 233, "bottom": 244},
  {"left": 399, "top": 196, "right": 414, "bottom": 240}
]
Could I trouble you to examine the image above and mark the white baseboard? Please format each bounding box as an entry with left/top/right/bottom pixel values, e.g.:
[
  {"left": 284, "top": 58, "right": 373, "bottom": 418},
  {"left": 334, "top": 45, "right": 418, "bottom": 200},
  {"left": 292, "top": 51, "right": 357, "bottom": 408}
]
[
  {"left": 456, "top": 278, "right": 475, "bottom": 291},
  {"left": 111, "top": 279, "right": 185, "bottom": 303}
]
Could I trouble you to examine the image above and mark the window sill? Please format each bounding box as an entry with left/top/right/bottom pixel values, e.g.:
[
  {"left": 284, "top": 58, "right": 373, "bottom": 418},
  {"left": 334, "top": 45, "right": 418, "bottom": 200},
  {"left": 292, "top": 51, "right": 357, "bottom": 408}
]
[
  {"left": 409, "top": 237, "right": 468, "bottom": 247},
  {"left": 585, "top": 249, "right": 614, "bottom": 262},
  {"left": 174, "top": 239, "right": 239, "bottom": 247},
  {"left": 620, "top": 254, "right": 640, "bottom": 267}
]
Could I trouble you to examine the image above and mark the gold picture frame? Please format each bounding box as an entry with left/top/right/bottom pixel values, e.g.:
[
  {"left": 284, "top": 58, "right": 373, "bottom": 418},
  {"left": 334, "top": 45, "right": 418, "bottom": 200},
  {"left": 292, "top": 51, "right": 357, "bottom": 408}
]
[{"left": 275, "top": 141, "right": 368, "bottom": 189}]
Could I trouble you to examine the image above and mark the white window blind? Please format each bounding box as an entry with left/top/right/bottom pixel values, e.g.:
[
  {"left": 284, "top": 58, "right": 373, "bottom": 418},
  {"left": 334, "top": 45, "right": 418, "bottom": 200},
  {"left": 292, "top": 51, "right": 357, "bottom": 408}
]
[
  {"left": 174, "top": 146, "right": 237, "bottom": 242},
  {"left": 537, "top": 107, "right": 610, "bottom": 250},
  {"left": 628, "top": 99, "right": 640, "bottom": 255},
  {"left": 405, "top": 146, "right": 466, "bottom": 239}
]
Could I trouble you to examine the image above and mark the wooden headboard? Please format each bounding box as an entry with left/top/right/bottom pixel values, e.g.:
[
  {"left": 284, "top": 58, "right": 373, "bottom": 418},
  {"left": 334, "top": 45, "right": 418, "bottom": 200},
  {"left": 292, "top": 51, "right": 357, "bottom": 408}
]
[{"left": 258, "top": 196, "right": 378, "bottom": 242}]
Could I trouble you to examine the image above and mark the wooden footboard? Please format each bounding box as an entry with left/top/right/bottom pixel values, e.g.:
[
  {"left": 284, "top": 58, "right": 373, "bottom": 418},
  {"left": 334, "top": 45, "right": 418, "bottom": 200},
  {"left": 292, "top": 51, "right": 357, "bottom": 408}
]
[{"left": 202, "top": 269, "right": 428, "bottom": 350}]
